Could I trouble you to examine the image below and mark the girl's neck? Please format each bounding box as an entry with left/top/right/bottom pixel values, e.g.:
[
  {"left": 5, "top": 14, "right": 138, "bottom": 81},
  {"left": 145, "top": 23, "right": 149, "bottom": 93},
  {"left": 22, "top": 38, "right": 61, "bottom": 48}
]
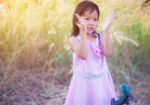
[
  {"left": 87, "top": 33, "right": 92, "bottom": 37},
  {"left": 87, "top": 33, "right": 97, "bottom": 44}
]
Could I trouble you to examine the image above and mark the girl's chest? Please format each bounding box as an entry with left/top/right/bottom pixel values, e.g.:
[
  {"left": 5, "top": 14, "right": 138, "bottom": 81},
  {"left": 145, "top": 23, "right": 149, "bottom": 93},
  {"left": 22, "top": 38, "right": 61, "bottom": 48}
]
[{"left": 88, "top": 40, "right": 102, "bottom": 59}]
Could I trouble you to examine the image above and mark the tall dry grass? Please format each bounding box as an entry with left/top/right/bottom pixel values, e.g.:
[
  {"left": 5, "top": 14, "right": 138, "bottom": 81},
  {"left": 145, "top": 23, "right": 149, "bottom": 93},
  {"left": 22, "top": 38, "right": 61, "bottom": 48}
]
[{"left": 0, "top": 0, "right": 150, "bottom": 104}]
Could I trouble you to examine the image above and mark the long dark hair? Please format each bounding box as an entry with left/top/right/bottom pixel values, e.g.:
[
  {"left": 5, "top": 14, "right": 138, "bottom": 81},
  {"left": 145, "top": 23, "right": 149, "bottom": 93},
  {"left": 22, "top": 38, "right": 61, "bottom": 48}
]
[{"left": 71, "top": 1, "right": 100, "bottom": 36}]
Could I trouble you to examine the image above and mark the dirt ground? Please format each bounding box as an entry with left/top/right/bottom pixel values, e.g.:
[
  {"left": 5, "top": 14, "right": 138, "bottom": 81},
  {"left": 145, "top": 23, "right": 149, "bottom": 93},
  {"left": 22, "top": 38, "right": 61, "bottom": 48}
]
[{"left": 0, "top": 65, "right": 150, "bottom": 105}]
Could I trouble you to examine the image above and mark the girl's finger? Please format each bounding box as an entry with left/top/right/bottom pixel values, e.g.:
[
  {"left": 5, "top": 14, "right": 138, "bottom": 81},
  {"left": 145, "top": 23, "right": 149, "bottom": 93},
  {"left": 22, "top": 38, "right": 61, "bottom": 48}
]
[
  {"left": 75, "top": 14, "right": 80, "bottom": 20},
  {"left": 75, "top": 14, "right": 85, "bottom": 25},
  {"left": 106, "top": 12, "right": 115, "bottom": 23},
  {"left": 76, "top": 23, "right": 81, "bottom": 28}
]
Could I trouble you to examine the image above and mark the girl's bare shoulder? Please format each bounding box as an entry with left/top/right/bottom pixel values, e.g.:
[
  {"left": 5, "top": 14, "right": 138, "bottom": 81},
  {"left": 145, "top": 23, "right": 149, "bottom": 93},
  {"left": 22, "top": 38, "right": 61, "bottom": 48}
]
[{"left": 69, "top": 36, "right": 79, "bottom": 44}]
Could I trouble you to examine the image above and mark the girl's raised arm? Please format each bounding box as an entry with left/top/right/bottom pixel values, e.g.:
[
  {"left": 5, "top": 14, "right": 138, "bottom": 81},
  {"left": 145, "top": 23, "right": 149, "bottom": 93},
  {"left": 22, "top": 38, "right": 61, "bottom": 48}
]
[
  {"left": 101, "top": 13, "right": 115, "bottom": 56},
  {"left": 69, "top": 14, "right": 88, "bottom": 60}
]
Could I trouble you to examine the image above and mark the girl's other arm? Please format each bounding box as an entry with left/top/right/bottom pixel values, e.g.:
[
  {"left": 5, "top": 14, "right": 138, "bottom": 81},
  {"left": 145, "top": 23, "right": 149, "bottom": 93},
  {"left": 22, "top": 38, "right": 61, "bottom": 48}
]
[
  {"left": 101, "top": 13, "right": 115, "bottom": 57},
  {"left": 102, "top": 29, "right": 112, "bottom": 56}
]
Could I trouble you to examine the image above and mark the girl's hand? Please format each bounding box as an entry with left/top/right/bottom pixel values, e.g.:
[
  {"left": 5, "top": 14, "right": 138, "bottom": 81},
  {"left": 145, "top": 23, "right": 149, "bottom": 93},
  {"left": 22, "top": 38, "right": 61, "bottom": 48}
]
[
  {"left": 75, "top": 14, "right": 87, "bottom": 34},
  {"left": 102, "top": 12, "right": 115, "bottom": 31}
]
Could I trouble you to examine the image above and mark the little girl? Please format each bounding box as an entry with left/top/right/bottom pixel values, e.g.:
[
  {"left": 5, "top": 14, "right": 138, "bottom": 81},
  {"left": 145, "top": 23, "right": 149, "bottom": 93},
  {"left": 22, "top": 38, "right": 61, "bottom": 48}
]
[{"left": 65, "top": 1, "right": 116, "bottom": 105}]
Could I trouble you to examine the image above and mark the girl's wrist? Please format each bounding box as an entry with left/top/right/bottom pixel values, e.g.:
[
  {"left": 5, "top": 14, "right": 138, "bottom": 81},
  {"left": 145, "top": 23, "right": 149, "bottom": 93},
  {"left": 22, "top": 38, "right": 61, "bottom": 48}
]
[{"left": 79, "top": 31, "right": 86, "bottom": 36}]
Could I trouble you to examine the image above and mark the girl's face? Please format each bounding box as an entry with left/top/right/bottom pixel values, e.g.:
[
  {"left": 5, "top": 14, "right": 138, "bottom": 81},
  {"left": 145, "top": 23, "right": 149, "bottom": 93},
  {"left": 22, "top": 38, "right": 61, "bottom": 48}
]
[{"left": 82, "top": 9, "right": 99, "bottom": 35}]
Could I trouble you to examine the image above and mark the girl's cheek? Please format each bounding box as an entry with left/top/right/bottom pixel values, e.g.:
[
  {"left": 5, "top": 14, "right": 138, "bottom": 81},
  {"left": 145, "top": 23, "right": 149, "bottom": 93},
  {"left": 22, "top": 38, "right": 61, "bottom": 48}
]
[
  {"left": 94, "top": 21, "right": 98, "bottom": 25},
  {"left": 83, "top": 21, "right": 89, "bottom": 26},
  {"left": 83, "top": 19, "right": 88, "bottom": 24}
]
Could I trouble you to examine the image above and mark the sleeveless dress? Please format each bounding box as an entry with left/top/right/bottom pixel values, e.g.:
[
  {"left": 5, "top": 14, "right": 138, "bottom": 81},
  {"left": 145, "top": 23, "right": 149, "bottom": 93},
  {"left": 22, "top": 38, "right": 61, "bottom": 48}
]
[{"left": 65, "top": 35, "right": 116, "bottom": 105}]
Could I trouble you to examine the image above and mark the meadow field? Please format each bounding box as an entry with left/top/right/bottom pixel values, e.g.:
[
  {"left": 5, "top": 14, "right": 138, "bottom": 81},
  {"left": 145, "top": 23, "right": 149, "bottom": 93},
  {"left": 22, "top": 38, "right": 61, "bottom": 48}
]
[{"left": 0, "top": 0, "right": 150, "bottom": 105}]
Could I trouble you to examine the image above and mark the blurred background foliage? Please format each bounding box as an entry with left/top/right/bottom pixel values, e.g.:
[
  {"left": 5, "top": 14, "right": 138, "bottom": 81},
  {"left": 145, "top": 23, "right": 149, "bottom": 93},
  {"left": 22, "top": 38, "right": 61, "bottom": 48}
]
[
  {"left": 0, "top": 0, "right": 149, "bottom": 76},
  {"left": 0, "top": 0, "right": 150, "bottom": 104}
]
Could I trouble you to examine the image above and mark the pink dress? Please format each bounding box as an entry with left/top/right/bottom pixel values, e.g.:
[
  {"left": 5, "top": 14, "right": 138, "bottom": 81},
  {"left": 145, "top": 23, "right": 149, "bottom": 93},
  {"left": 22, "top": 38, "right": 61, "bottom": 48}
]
[{"left": 65, "top": 35, "right": 116, "bottom": 105}]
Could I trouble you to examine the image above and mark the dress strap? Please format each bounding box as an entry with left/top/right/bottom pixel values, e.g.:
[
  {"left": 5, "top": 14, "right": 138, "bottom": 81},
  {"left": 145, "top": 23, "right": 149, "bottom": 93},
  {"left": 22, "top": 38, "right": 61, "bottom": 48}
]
[
  {"left": 77, "top": 35, "right": 80, "bottom": 41},
  {"left": 97, "top": 33, "right": 101, "bottom": 45}
]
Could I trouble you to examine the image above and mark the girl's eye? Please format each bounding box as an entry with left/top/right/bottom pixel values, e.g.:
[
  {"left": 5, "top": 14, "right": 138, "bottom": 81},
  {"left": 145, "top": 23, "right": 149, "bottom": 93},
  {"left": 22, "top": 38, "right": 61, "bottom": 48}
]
[
  {"left": 85, "top": 18, "right": 90, "bottom": 20},
  {"left": 94, "top": 19, "right": 98, "bottom": 21}
]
